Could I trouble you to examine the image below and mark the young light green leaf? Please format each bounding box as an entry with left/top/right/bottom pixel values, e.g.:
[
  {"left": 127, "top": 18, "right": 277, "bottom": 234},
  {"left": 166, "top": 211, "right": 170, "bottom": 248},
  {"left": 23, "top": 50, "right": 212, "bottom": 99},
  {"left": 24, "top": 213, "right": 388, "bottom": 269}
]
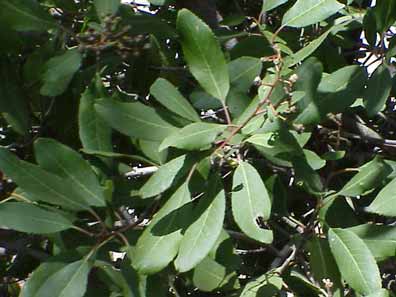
[
  {"left": 35, "top": 259, "right": 92, "bottom": 297},
  {"left": 150, "top": 78, "right": 201, "bottom": 122},
  {"left": 79, "top": 83, "right": 113, "bottom": 153},
  {"left": 95, "top": 98, "right": 178, "bottom": 142},
  {"left": 232, "top": 162, "right": 273, "bottom": 244},
  {"left": 34, "top": 138, "right": 106, "bottom": 207},
  {"left": 40, "top": 48, "right": 82, "bottom": 97},
  {"left": 0, "top": 202, "right": 73, "bottom": 234},
  {"left": 20, "top": 262, "right": 66, "bottom": 297},
  {"left": 133, "top": 183, "right": 191, "bottom": 274},
  {"left": 338, "top": 156, "right": 392, "bottom": 197},
  {"left": 0, "top": 148, "right": 90, "bottom": 210},
  {"left": 177, "top": 9, "right": 230, "bottom": 101},
  {"left": 175, "top": 179, "right": 226, "bottom": 272},
  {"left": 0, "top": 0, "right": 56, "bottom": 32},
  {"left": 159, "top": 123, "right": 226, "bottom": 151},
  {"left": 363, "top": 64, "right": 392, "bottom": 117},
  {"left": 282, "top": 0, "right": 344, "bottom": 28},
  {"left": 140, "top": 155, "right": 194, "bottom": 198},
  {"left": 366, "top": 178, "right": 396, "bottom": 217},
  {"left": 329, "top": 228, "right": 382, "bottom": 295},
  {"left": 240, "top": 272, "right": 282, "bottom": 297},
  {"left": 348, "top": 224, "right": 396, "bottom": 261},
  {"left": 262, "top": 0, "right": 288, "bottom": 12},
  {"left": 94, "top": 0, "right": 120, "bottom": 19}
]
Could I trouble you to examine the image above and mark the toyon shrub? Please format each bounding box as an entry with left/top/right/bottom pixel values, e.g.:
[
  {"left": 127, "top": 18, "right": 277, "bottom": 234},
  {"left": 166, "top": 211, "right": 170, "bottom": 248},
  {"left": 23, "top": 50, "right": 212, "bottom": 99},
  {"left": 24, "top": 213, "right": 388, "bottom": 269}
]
[{"left": 1, "top": 0, "right": 396, "bottom": 296}]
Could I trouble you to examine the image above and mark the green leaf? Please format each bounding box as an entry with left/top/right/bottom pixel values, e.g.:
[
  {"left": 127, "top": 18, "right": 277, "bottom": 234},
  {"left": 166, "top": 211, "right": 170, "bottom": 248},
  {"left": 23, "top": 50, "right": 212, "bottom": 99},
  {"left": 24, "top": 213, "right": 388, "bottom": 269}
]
[
  {"left": 148, "top": 0, "right": 167, "bottom": 5},
  {"left": 367, "top": 289, "right": 390, "bottom": 297},
  {"left": 304, "top": 150, "right": 326, "bottom": 170},
  {"left": 40, "top": 49, "right": 82, "bottom": 97},
  {"left": 177, "top": 9, "right": 230, "bottom": 101},
  {"left": 348, "top": 224, "right": 396, "bottom": 261},
  {"left": 133, "top": 183, "right": 192, "bottom": 274},
  {"left": 35, "top": 259, "right": 92, "bottom": 297},
  {"left": 175, "top": 178, "right": 226, "bottom": 272},
  {"left": 284, "top": 30, "right": 331, "bottom": 67},
  {"left": 79, "top": 82, "right": 113, "bottom": 152},
  {"left": 262, "top": 0, "right": 288, "bottom": 12},
  {"left": 240, "top": 272, "right": 282, "bottom": 297},
  {"left": 338, "top": 156, "right": 392, "bottom": 197},
  {"left": 306, "top": 237, "right": 342, "bottom": 292},
  {"left": 95, "top": 98, "right": 178, "bottom": 142},
  {"left": 94, "top": 0, "right": 120, "bottom": 18},
  {"left": 0, "top": 59, "right": 30, "bottom": 135},
  {"left": 329, "top": 228, "right": 382, "bottom": 295},
  {"left": 139, "top": 155, "right": 194, "bottom": 198},
  {"left": 20, "top": 262, "right": 65, "bottom": 297},
  {"left": 366, "top": 178, "right": 396, "bottom": 217},
  {"left": 0, "top": 147, "right": 90, "bottom": 211},
  {"left": 295, "top": 65, "right": 366, "bottom": 125},
  {"left": 232, "top": 162, "right": 273, "bottom": 244},
  {"left": 0, "top": 0, "right": 56, "bottom": 32},
  {"left": 159, "top": 123, "right": 226, "bottom": 151},
  {"left": 0, "top": 202, "right": 73, "bottom": 234},
  {"left": 192, "top": 257, "right": 227, "bottom": 292},
  {"left": 34, "top": 138, "right": 106, "bottom": 207},
  {"left": 228, "top": 57, "right": 262, "bottom": 93},
  {"left": 150, "top": 78, "right": 201, "bottom": 122},
  {"left": 363, "top": 64, "right": 392, "bottom": 117},
  {"left": 282, "top": 0, "right": 344, "bottom": 28},
  {"left": 95, "top": 261, "right": 134, "bottom": 297}
]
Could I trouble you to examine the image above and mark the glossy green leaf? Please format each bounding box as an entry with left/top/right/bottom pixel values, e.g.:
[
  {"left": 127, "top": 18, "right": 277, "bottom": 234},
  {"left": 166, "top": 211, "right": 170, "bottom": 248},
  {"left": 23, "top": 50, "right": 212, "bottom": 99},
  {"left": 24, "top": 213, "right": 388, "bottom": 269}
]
[
  {"left": 175, "top": 178, "right": 226, "bottom": 272},
  {"left": 20, "top": 262, "right": 65, "bottom": 297},
  {"left": 133, "top": 183, "right": 192, "bottom": 274},
  {"left": 94, "top": 0, "right": 120, "bottom": 18},
  {"left": 339, "top": 156, "right": 392, "bottom": 197},
  {"left": 95, "top": 98, "right": 178, "bottom": 142},
  {"left": 0, "top": 147, "right": 90, "bottom": 211},
  {"left": 329, "top": 228, "right": 382, "bottom": 295},
  {"left": 262, "top": 0, "right": 288, "bottom": 12},
  {"left": 159, "top": 123, "right": 226, "bottom": 151},
  {"left": 79, "top": 82, "right": 113, "bottom": 152},
  {"left": 0, "top": 202, "right": 73, "bottom": 234},
  {"left": 177, "top": 9, "right": 230, "bottom": 101},
  {"left": 363, "top": 64, "right": 392, "bottom": 117},
  {"left": 282, "top": 0, "right": 344, "bottom": 28},
  {"left": 139, "top": 155, "right": 193, "bottom": 198},
  {"left": 34, "top": 138, "right": 106, "bottom": 207},
  {"left": 35, "top": 259, "right": 92, "bottom": 297},
  {"left": 232, "top": 162, "right": 273, "bottom": 244},
  {"left": 40, "top": 49, "right": 82, "bottom": 97},
  {"left": 150, "top": 78, "right": 201, "bottom": 122},
  {"left": 348, "top": 224, "right": 396, "bottom": 261},
  {"left": 0, "top": 0, "right": 56, "bottom": 31},
  {"left": 366, "top": 177, "right": 396, "bottom": 216},
  {"left": 240, "top": 272, "right": 282, "bottom": 297}
]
